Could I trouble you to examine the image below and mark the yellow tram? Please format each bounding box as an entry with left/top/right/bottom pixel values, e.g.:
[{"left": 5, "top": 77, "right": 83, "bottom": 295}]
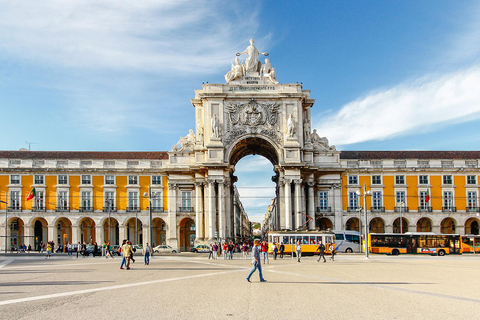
[{"left": 267, "top": 230, "right": 335, "bottom": 255}]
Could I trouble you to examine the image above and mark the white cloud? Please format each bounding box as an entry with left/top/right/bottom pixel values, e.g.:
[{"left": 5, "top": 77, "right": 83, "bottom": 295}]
[{"left": 315, "top": 65, "right": 480, "bottom": 146}]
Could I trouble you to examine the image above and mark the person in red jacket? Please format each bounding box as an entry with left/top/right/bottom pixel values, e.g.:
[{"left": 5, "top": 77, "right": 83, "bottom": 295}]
[{"left": 261, "top": 240, "right": 269, "bottom": 264}]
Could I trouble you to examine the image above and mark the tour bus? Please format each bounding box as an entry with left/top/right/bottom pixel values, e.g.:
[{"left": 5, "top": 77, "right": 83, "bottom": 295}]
[
  {"left": 461, "top": 235, "right": 480, "bottom": 253},
  {"left": 368, "top": 232, "right": 462, "bottom": 256},
  {"left": 267, "top": 230, "right": 335, "bottom": 256},
  {"left": 333, "top": 230, "right": 361, "bottom": 253}
]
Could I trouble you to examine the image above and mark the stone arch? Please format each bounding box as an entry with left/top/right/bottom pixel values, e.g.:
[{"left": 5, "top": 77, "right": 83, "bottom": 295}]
[
  {"left": 7, "top": 217, "right": 24, "bottom": 250},
  {"left": 79, "top": 217, "right": 96, "bottom": 244},
  {"left": 152, "top": 217, "right": 167, "bottom": 246},
  {"left": 125, "top": 217, "right": 143, "bottom": 245},
  {"left": 31, "top": 217, "right": 48, "bottom": 250},
  {"left": 103, "top": 217, "right": 119, "bottom": 245},
  {"left": 393, "top": 217, "right": 409, "bottom": 234},
  {"left": 440, "top": 217, "right": 457, "bottom": 234},
  {"left": 369, "top": 217, "right": 385, "bottom": 233},
  {"left": 53, "top": 217, "right": 73, "bottom": 246},
  {"left": 316, "top": 217, "right": 332, "bottom": 231},
  {"left": 416, "top": 217, "right": 432, "bottom": 232},
  {"left": 179, "top": 217, "right": 195, "bottom": 251},
  {"left": 465, "top": 218, "right": 479, "bottom": 235},
  {"left": 345, "top": 217, "right": 360, "bottom": 232},
  {"left": 226, "top": 135, "right": 281, "bottom": 166}
]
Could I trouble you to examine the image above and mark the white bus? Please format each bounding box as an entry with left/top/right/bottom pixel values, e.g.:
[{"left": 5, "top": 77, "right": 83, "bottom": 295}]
[{"left": 333, "top": 230, "right": 361, "bottom": 253}]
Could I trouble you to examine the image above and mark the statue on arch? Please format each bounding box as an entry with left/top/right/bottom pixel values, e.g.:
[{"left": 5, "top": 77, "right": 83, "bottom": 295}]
[
  {"left": 172, "top": 129, "right": 196, "bottom": 152},
  {"left": 211, "top": 114, "right": 220, "bottom": 139},
  {"left": 225, "top": 57, "right": 244, "bottom": 83},
  {"left": 287, "top": 114, "right": 295, "bottom": 138},
  {"left": 236, "top": 39, "right": 269, "bottom": 73},
  {"left": 261, "top": 58, "right": 278, "bottom": 84},
  {"left": 196, "top": 120, "right": 204, "bottom": 144},
  {"left": 311, "top": 129, "right": 336, "bottom": 151}
]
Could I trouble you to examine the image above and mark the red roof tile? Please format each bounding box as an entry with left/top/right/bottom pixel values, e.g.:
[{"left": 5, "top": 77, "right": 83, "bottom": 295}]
[
  {"left": 0, "top": 151, "right": 169, "bottom": 160},
  {"left": 340, "top": 151, "right": 480, "bottom": 160}
]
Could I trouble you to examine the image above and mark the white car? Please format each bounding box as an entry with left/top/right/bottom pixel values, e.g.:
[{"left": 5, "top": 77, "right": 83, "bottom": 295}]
[{"left": 153, "top": 244, "right": 179, "bottom": 254}]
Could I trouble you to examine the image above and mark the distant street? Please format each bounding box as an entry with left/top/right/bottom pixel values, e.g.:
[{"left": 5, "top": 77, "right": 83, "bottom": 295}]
[{"left": 1, "top": 253, "right": 479, "bottom": 319}]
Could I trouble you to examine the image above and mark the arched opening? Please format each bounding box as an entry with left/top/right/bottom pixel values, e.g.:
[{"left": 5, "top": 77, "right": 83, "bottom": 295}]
[
  {"left": 316, "top": 217, "right": 332, "bottom": 231},
  {"left": 79, "top": 217, "right": 96, "bottom": 244},
  {"left": 152, "top": 218, "right": 166, "bottom": 246},
  {"left": 179, "top": 218, "right": 195, "bottom": 251},
  {"left": 55, "top": 217, "right": 72, "bottom": 248},
  {"left": 417, "top": 217, "right": 432, "bottom": 232},
  {"left": 393, "top": 217, "right": 409, "bottom": 234},
  {"left": 465, "top": 218, "right": 479, "bottom": 235},
  {"left": 369, "top": 217, "right": 385, "bottom": 233},
  {"left": 228, "top": 136, "right": 279, "bottom": 237},
  {"left": 440, "top": 218, "right": 456, "bottom": 234},
  {"left": 345, "top": 217, "right": 360, "bottom": 231},
  {"left": 103, "top": 218, "right": 119, "bottom": 245},
  {"left": 32, "top": 218, "right": 48, "bottom": 251},
  {"left": 8, "top": 217, "right": 24, "bottom": 251},
  {"left": 125, "top": 218, "right": 142, "bottom": 245}
]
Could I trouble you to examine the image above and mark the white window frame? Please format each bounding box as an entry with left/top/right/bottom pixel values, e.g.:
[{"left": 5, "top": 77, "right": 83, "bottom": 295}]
[
  {"left": 348, "top": 175, "right": 358, "bottom": 185},
  {"left": 467, "top": 191, "right": 477, "bottom": 209},
  {"left": 348, "top": 192, "right": 358, "bottom": 210},
  {"left": 81, "top": 191, "right": 92, "bottom": 210},
  {"left": 372, "top": 191, "right": 382, "bottom": 209},
  {"left": 181, "top": 191, "right": 192, "bottom": 210},
  {"left": 10, "top": 191, "right": 21, "bottom": 210},
  {"left": 10, "top": 175, "right": 20, "bottom": 185},
  {"left": 443, "top": 175, "right": 453, "bottom": 185},
  {"left": 371, "top": 175, "right": 381, "bottom": 185},
  {"left": 395, "top": 175, "right": 405, "bottom": 185},
  {"left": 34, "top": 174, "right": 44, "bottom": 185},
  {"left": 443, "top": 191, "right": 454, "bottom": 209},
  {"left": 128, "top": 192, "right": 139, "bottom": 211},
  {"left": 128, "top": 175, "right": 138, "bottom": 185},
  {"left": 152, "top": 176, "right": 162, "bottom": 185},
  {"left": 81, "top": 175, "right": 92, "bottom": 185},
  {"left": 419, "top": 175, "right": 429, "bottom": 185},
  {"left": 105, "top": 175, "right": 115, "bottom": 185},
  {"left": 57, "top": 191, "right": 69, "bottom": 210},
  {"left": 58, "top": 175, "right": 68, "bottom": 185},
  {"left": 318, "top": 191, "right": 328, "bottom": 210},
  {"left": 467, "top": 175, "right": 477, "bottom": 185}
]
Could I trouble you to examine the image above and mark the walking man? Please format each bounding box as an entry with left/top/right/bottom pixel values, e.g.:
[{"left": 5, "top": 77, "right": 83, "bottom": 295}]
[
  {"left": 246, "top": 240, "right": 266, "bottom": 283},
  {"left": 279, "top": 242, "right": 285, "bottom": 258},
  {"left": 261, "top": 240, "right": 269, "bottom": 264},
  {"left": 317, "top": 240, "right": 326, "bottom": 263},
  {"left": 122, "top": 240, "right": 133, "bottom": 270},
  {"left": 144, "top": 242, "right": 151, "bottom": 265},
  {"left": 295, "top": 241, "right": 302, "bottom": 262},
  {"left": 329, "top": 243, "right": 336, "bottom": 261}
]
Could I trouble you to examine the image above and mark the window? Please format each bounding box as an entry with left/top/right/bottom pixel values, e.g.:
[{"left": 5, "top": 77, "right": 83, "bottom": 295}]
[
  {"left": 443, "top": 191, "right": 453, "bottom": 209},
  {"left": 58, "top": 175, "right": 68, "bottom": 185},
  {"left": 371, "top": 175, "right": 381, "bottom": 185},
  {"left": 441, "top": 160, "right": 453, "bottom": 168},
  {"left": 370, "top": 160, "right": 383, "bottom": 168},
  {"left": 419, "top": 175, "right": 428, "bottom": 185},
  {"left": 372, "top": 191, "right": 382, "bottom": 209},
  {"left": 57, "top": 191, "right": 68, "bottom": 210},
  {"left": 10, "top": 191, "right": 20, "bottom": 210},
  {"left": 34, "top": 175, "right": 44, "bottom": 184},
  {"left": 82, "top": 175, "right": 91, "bottom": 185},
  {"left": 35, "top": 191, "right": 45, "bottom": 209},
  {"left": 348, "top": 192, "right": 358, "bottom": 210},
  {"left": 348, "top": 175, "right": 358, "bottom": 185},
  {"left": 152, "top": 176, "right": 162, "bottom": 185},
  {"left": 466, "top": 160, "right": 478, "bottom": 168},
  {"left": 105, "top": 175, "right": 115, "bottom": 185},
  {"left": 396, "top": 191, "right": 406, "bottom": 206},
  {"left": 128, "top": 192, "right": 138, "bottom": 211},
  {"left": 152, "top": 191, "right": 163, "bottom": 211},
  {"left": 395, "top": 175, "right": 405, "bottom": 185},
  {"left": 81, "top": 191, "right": 92, "bottom": 210},
  {"left": 128, "top": 175, "right": 138, "bottom": 185},
  {"left": 10, "top": 175, "right": 20, "bottom": 184},
  {"left": 419, "top": 191, "right": 429, "bottom": 209},
  {"left": 318, "top": 192, "right": 328, "bottom": 210},
  {"left": 467, "top": 191, "right": 477, "bottom": 209},
  {"left": 394, "top": 160, "right": 406, "bottom": 168},
  {"left": 443, "top": 175, "right": 452, "bottom": 185},
  {"left": 182, "top": 191, "right": 192, "bottom": 211},
  {"left": 467, "top": 175, "right": 477, "bottom": 185},
  {"left": 105, "top": 191, "right": 115, "bottom": 209},
  {"left": 418, "top": 160, "right": 430, "bottom": 168}
]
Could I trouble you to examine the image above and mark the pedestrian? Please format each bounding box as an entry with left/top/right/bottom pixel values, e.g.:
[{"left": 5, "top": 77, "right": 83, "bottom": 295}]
[
  {"left": 316, "top": 240, "right": 326, "bottom": 263},
  {"left": 261, "top": 240, "right": 269, "bottom": 264},
  {"left": 273, "top": 242, "right": 278, "bottom": 260},
  {"left": 122, "top": 240, "right": 133, "bottom": 270},
  {"left": 212, "top": 242, "right": 218, "bottom": 260},
  {"left": 245, "top": 239, "right": 266, "bottom": 283},
  {"left": 228, "top": 241, "right": 234, "bottom": 260},
  {"left": 102, "top": 241, "right": 107, "bottom": 257},
  {"left": 223, "top": 242, "right": 228, "bottom": 260},
  {"left": 106, "top": 242, "right": 113, "bottom": 259},
  {"left": 129, "top": 241, "right": 136, "bottom": 263},
  {"left": 144, "top": 242, "right": 151, "bottom": 265},
  {"left": 279, "top": 242, "right": 285, "bottom": 258},
  {"left": 76, "top": 242, "right": 81, "bottom": 258},
  {"left": 27, "top": 244, "right": 32, "bottom": 253},
  {"left": 120, "top": 240, "right": 127, "bottom": 269},
  {"left": 242, "top": 242, "right": 248, "bottom": 259},
  {"left": 295, "top": 241, "right": 302, "bottom": 262},
  {"left": 208, "top": 244, "right": 214, "bottom": 259},
  {"left": 45, "top": 242, "right": 52, "bottom": 259},
  {"left": 329, "top": 243, "right": 336, "bottom": 261},
  {"left": 67, "top": 242, "right": 73, "bottom": 256},
  {"left": 93, "top": 242, "right": 98, "bottom": 257}
]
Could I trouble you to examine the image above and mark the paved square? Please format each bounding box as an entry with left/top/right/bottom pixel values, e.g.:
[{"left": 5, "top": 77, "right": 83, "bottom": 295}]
[{"left": 0, "top": 253, "right": 479, "bottom": 319}]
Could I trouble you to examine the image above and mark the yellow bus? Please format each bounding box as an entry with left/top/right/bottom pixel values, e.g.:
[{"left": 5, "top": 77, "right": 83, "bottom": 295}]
[
  {"left": 368, "top": 232, "right": 462, "bottom": 256},
  {"left": 461, "top": 235, "right": 480, "bottom": 253},
  {"left": 267, "top": 230, "right": 335, "bottom": 256}
]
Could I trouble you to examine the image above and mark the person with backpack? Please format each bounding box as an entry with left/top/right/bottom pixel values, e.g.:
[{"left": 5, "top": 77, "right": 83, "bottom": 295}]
[
  {"left": 316, "top": 240, "right": 326, "bottom": 263},
  {"left": 279, "top": 242, "right": 285, "bottom": 258},
  {"left": 329, "top": 243, "right": 336, "bottom": 261}
]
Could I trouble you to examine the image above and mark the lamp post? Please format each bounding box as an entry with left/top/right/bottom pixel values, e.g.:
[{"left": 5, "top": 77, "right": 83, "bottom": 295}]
[
  {"left": 400, "top": 201, "right": 404, "bottom": 234},
  {"left": 143, "top": 187, "right": 153, "bottom": 248},
  {"left": 356, "top": 184, "right": 370, "bottom": 259},
  {"left": 1, "top": 192, "right": 7, "bottom": 253},
  {"left": 106, "top": 199, "right": 112, "bottom": 245}
]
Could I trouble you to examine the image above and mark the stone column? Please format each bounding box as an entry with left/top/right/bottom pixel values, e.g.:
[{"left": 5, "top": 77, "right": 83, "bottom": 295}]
[
  {"left": 208, "top": 179, "right": 216, "bottom": 241},
  {"left": 71, "top": 225, "right": 79, "bottom": 244},
  {"left": 48, "top": 226, "right": 56, "bottom": 243},
  {"left": 95, "top": 225, "right": 103, "bottom": 245},
  {"left": 195, "top": 182, "right": 204, "bottom": 241},
  {"left": 224, "top": 182, "right": 231, "bottom": 239},
  {"left": 333, "top": 184, "right": 342, "bottom": 230},
  {"left": 294, "top": 180, "right": 302, "bottom": 229},
  {"left": 118, "top": 225, "right": 127, "bottom": 242},
  {"left": 142, "top": 224, "right": 150, "bottom": 247},
  {"left": 218, "top": 180, "right": 225, "bottom": 240},
  {"left": 284, "top": 179, "right": 292, "bottom": 230},
  {"left": 167, "top": 183, "right": 178, "bottom": 248},
  {"left": 308, "top": 183, "right": 315, "bottom": 230},
  {"left": 233, "top": 200, "right": 239, "bottom": 239},
  {"left": 278, "top": 179, "right": 286, "bottom": 229}
]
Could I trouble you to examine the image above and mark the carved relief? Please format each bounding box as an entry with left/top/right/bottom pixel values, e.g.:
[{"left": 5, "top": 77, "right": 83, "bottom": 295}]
[
  {"left": 171, "top": 129, "right": 195, "bottom": 153},
  {"left": 311, "top": 129, "right": 336, "bottom": 152},
  {"left": 224, "top": 99, "right": 281, "bottom": 145}
]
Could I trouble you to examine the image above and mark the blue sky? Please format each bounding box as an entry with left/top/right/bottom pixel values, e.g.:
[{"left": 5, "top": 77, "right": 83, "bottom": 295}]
[{"left": 1, "top": 1, "right": 480, "bottom": 221}]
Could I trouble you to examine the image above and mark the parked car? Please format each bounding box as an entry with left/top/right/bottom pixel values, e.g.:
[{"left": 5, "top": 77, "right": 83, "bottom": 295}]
[
  {"left": 110, "top": 245, "right": 122, "bottom": 256},
  {"left": 190, "top": 244, "right": 210, "bottom": 253},
  {"left": 153, "top": 245, "right": 179, "bottom": 254},
  {"left": 84, "top": 245, "right": 102, "bottom": 256},
  {"left": 132, "top": 245, "right": 143, "bottom": 253}
]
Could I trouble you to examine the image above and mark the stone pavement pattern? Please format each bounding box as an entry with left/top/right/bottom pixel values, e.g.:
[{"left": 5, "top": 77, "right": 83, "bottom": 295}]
[{"left": 0, "top": 253, "right": 479, "bottom": 319}]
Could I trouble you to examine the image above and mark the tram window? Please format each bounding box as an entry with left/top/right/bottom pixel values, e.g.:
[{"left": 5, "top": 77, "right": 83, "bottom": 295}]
[
  {"left": 268, "top": 235, "right": 272, "bottom": 243},
  {"left": 335, "top": 234, "right": 344, "bottom": 241},
  {"left": 345, "top": 234, "right": 360, "bottom": 244},
  {"left": 302, "top": 236, "right": 309, "bottom": 244},
  {"left": 282, "top": 236, "right": 288, "bottom": 244},
  {"left": 325, "top": 236, "right": 332, "bottom": 243},
  {"left": 309, "top": 236, "right": 315, "bottom": 244},
  {"left": 291, "top": 237, "right": 296, "bottom": 244},
  {"left": 316, "top": 236, "right": 322, "bottom": 243},
  {"left": 273, "top": 236, "right": 279, "bottom": 243}
]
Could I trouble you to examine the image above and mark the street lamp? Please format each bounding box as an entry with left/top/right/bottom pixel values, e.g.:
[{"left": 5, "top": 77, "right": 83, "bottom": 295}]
[
  {"left": 356, "top": 184, "right": 371, "bottom": 259},
  {"left": 106, "top": 199, "right": 113, "bottom": 245},
  {"left": 144, "top": 187, "right": 153, "bottom": 248},
  {"left": 399, "top": 200, "right": 405, "bottom": 234},
  {"left": 0, "top": 192, "right": 7, "bottom": 253}
]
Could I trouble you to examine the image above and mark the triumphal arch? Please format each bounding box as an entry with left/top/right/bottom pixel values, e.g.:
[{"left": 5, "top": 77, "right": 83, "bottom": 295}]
[{"left": 169, "top": 39, "right": 341, "bottom": 244}]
